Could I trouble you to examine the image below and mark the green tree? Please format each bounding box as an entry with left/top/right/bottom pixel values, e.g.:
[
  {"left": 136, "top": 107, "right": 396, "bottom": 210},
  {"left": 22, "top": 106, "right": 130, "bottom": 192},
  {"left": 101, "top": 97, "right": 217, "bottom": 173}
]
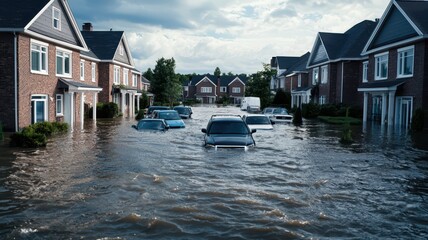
[
  {"left": 143, "top": 68, "right": 154, "bottom": 82},
  {"left": 151, "top": 57, "right": 181, "bottom": 106},
  {"left": 214, "top": 67, "right": 221, "bottom": 77},
  {"left": 246, "top": 63, "right": 275, "bottom": 109}
]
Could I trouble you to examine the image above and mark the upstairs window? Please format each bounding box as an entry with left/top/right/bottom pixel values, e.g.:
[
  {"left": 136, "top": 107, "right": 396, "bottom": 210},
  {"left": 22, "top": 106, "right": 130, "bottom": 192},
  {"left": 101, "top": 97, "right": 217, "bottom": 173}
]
[
  {"left": 201, "top": 87, "right": 212, "bottom": 93},
  {"left": 80, "top": 60, "right": 85, "bottom": 81},
  {"left": 91, "top": 63, "right": 96, "bottom": 82},
  {"left": 321, "top": 65, "right": 328, "bottom": 84},
  {"left": 232, "top": 87, "right": 241, "bottom": 93},
  {"left": 52, "top": 7, "right": 61, "bottom": 30},
  {"left": 56, "top": 48, "right": 71, "bottom": 77},
  {"left": 123, "top": 68, "right": 129, "bottom": 85},
  {"left": 362, "top": 61, "right": 368, "bottom": 83},
  {"left": 312, "top": 67, "right": 319, "bottom": 85},
  {"left": 397, "top": 46, "right": 414, "bottom": 78},
  {"left": 114, "top": 66, "right": 120, "bottom": 84},
  {"left": 220, "top": 87, "right": 227, "bottom": 92},
  {"left": 375, "top": 52, "right": 388, "bottom": 80},
  {"left": 31, "top": 40, "right": 48, "bottom": 74}
]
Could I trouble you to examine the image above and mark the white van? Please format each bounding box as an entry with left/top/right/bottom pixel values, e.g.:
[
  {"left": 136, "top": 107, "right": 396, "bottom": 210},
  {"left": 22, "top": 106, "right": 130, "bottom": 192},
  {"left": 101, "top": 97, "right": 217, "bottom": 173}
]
[{"left": 240, "top": 97, "right": 261, "bottom": 112}]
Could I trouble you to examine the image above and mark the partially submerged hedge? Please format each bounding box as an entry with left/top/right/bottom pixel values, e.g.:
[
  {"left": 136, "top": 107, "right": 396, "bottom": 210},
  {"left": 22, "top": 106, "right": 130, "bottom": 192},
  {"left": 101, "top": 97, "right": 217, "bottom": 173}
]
[{"left": 10, "top": 122, "right": 68, "bottom": 148}]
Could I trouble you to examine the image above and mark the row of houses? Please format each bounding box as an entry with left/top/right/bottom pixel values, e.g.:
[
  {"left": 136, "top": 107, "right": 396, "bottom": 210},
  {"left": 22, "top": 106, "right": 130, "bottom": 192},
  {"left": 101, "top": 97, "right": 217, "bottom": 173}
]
[
  {"left": 271, "top": 0, "right": 428, "bottom": 129},
  {"left": 0, "top": 0, "right": 150, "bottom": 132}
]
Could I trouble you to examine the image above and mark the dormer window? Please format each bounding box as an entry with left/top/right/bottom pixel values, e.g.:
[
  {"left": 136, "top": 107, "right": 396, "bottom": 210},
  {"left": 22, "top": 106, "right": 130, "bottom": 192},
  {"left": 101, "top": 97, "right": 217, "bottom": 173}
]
[{"left": 52, "top": 7, "right": 61, "bottom": 30}]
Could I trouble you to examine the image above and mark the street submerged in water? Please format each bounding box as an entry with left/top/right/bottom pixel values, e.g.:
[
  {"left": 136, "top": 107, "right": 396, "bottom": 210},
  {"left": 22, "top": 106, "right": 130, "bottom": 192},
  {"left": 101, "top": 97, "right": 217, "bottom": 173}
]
[{"left": 1, "top": 106, "right": 428, "bottom": 239}]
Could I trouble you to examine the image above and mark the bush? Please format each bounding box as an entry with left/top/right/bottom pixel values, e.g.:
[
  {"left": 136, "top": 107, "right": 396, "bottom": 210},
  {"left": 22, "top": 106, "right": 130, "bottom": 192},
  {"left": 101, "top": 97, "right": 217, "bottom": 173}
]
[
  {"left": 135, "top": 109, "right": 145, "bottom": 120},
  {"left": 293, "top": 107, "right": 303, "bottom": 126},
  {"left": 411, "top": 108, "right": 425, "bottom": 133},
  {"left": 302, "top": 103, "right": 320, "bottom": 119},
  {"left": 319, "top": 104, "right": 338, "bottom": 117},
  {"left": 92, "top": 102, "right": 119, "bottom": 118},
  {"left": 10, "top": 121, "right": 68, "bottom": 148}
]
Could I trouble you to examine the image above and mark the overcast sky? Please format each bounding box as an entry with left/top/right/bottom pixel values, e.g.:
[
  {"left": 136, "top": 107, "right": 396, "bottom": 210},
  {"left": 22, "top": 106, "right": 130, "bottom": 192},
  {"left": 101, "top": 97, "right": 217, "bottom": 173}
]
[{"left": 68, "top": 0, "right": 391, "bottom": 75}]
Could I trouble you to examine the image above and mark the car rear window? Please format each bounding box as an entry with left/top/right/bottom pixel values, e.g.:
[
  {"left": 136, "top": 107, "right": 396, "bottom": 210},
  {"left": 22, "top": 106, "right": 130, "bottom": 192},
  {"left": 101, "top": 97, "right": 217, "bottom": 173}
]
[
  {"left": 246, "top": 116, "right": 270, "bottom": 124},
  {"left": 208, "top": 121, "right": 249, "bottom": 134}
]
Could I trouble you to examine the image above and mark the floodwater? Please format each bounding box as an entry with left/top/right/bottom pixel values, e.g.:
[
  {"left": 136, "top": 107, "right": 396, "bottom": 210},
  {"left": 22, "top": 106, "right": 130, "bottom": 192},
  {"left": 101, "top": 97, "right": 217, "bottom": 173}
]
[{"left": 1, "top": 106, "right": 428, "bottom": 239}]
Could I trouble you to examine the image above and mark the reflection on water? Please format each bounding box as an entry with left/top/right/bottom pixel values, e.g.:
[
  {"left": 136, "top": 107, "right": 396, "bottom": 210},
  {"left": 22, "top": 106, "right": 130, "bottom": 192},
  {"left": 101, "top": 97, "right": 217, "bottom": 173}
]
[{"left": 1, "top": 106, "right": 428, "bottom": 239}]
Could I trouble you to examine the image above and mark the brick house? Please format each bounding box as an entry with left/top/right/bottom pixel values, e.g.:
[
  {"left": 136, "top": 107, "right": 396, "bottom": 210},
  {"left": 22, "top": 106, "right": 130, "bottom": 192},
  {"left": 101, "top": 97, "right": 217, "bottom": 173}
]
[
  {"left": 282, "top": 52, "right": 311, "bottom": 109},
  {"left": 358, "top": 0, "right": 428, "bottom": 129},
  {"left": 270, "top": 56, "right": 300, "bottom": 92},
  {"left": 306, "top": 20, "right": 377, "bottom": 106},
  {"left": 0, "top": 0, "right": 102, "bottom": 132},
  {"left": 81, "top": 23, "right": 142, "bottom": 118},
  {"left": 184, "top": 74, "right": 247, "bottom": 104}
]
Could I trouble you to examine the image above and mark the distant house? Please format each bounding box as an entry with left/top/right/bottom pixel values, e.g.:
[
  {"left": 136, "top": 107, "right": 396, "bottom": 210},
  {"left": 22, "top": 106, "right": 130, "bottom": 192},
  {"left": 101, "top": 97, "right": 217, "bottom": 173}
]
[
  {"left": 0, "top": 0, "right": 102, "bottom": 132},
  {"left": 306, "top": 20, "right": 377, "bottom": 106},
  {"left": 358, "top": 0, "right": 428, "bottom": 129},
  {"left": 184, "top": 74, "right": 247, "bottom": 104},
  {"left": 270, "top": 56, "right": 300, "bottom": 92},
  {"left": 81, "top": 23, "right": 142, "bottom": 118}
]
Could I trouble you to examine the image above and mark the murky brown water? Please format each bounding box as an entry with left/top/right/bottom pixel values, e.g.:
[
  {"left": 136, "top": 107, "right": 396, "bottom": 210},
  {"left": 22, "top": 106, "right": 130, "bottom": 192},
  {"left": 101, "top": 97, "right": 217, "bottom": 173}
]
[{"left": 1, "top": 106, "right": 428, "bottom": 239}]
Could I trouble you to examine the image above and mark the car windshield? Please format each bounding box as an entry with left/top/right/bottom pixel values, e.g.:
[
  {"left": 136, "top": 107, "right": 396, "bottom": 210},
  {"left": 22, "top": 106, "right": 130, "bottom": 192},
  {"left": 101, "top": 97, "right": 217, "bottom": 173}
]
[
  {"left": 208, "top": 121, "right": 249, "bottom": 134},
  {"left": 273, "top": 108, "right": 288, "bottom": 114},
  {"left": 246, "top": 116, "right": 271, "bottom": 125},
  {"left": 174, "top": 107, "right": 190, "bottom": 115},
  {"left": 159, "top": 112, "right": 181, "bottom": 120},
  {"left": 263, "top": 108, "right": 274, "bottom": 114},
  {"left": 137, "top": 121, "right": 164, "bottom": 130}
]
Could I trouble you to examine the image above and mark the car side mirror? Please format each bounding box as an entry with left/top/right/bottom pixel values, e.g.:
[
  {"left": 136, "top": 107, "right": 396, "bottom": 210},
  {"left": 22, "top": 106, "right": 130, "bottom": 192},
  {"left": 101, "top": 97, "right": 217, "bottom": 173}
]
[
  {"left": 201, "top": 128, "right": 207, "bottom": 133},
  {"left": 132, "top": 125, "right": 137, "bottom": 129},
  {"left": 251, "top": 129, "right": 257, "bottom": 133}
]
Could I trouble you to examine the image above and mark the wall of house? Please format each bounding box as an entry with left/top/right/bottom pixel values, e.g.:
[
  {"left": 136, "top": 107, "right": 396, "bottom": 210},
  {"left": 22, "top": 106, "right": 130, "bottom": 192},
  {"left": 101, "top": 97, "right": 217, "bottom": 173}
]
[
  {"left": 342, "top": 61, "right": 363, "bottom": 108},
  {"left": 98, "top": 63, "right": 113, "bottom": 103},
  {"left": 228, "top": 81, "right": 245, "bottom": 98},
  {"left": 195, "top": 80, "right": 216, "bottom": 97},
  {"left": 0, "top": 33, "right": 16, "bottom": 131}
]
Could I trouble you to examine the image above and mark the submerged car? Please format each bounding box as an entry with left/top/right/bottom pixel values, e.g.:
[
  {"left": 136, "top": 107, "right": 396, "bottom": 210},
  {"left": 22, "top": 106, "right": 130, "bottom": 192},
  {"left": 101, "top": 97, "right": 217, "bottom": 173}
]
[
  {"left": 201, "top": 115, "right": 256, "bottom": 149},
  {"left": 132, "top": 119, "right": 169, "bottom": 131},
  {"left": 153, "top": 110, "right": 186, "bottom": 128},
  {"left": 263, "top": 107, "right": 293, "bottom": 123},
  {"left": 242, "top": 114, "right": 274, "bottom": 130},
  {"left": 146, "top": 106, "right": 169, "bottom": 118},
  {"left": 173, "top": 106, "right": 193, "bottom": 119}
]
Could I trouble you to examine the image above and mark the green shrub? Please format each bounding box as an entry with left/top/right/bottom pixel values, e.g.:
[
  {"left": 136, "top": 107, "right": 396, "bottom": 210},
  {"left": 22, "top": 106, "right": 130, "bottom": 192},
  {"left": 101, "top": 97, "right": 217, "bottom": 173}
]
[
  {"left": 51, "top": 122, "right": 69, "bottom": 133},
  {"left": 10, "top": 121, "right": 68, "bottom": 148},
  {"left": 340, "top": 123, "right": 353, "bottom": 144},
  {"left": 293, "top": 107, "right": 303, "bottom": 126},
  {"left": 411, "top": 108, "right": 425, "bottom": 133},
  {"left": 94, "top": 102, "right": 119, "bottom": 118},
  {"left": 319, "top": 104, "right": 338, "bottom": 117},
  {"left": 302, "top": 103, "right": 320, "bottom": 119},
  {"left": 135, "top": 109, "right": 145, "bottom": 120},
  {"left": 32, "top": 122, "right": 55, "bottom": 136}
]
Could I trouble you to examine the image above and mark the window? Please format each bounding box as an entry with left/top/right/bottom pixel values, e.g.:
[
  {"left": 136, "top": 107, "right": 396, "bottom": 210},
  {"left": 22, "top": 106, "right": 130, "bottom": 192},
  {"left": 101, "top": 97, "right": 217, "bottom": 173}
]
[
  {"left": 375, "top": 52, "right": 388, "bottom": 80},
  {"left": 298, "top": 74, "right": 302, "bottom": 87},
  {"left": 123, "top": 68, "right": 129, "bottom": 85},
  {"left": 312, "top": 67, "right": 319, "bottom": 85},
  {"left": 31, "top": 40, "right": 48, "bottom": 74},
  {"left": 56, "top": 48, "right": 71, "bottom": 77},
  {"left": 91, "top": 63, "right": 96, "bottom": 82},
  {"left": 319, "top": 96, "right": 326, "bottom": 105},
  {"left": 201, "top": 87, "right": 212, "bottom": 93},
  {"left": 52, "top": 7, "right": 61, "bottom": 30},
  {"left": 119, "top": 45, "right": 124, "bottom": 56},
  {"left": 114, "top": 66, "right": 120, "bottom": 84},
  {"left": 56, "top": 94, "right": 63, "bottom": 116},
  {"left": 321, "top": 65, "right": 328, "bottom": 84},
  {"left": 232, "top": 87, "right": 241, "bottom": 93},
  {"left": 80, "top": 60, "right": 85, "bottom": 80},
  {"left": 220, "top": 87, "right": 227, "bottom": 93},
  {"left": 31, "top": 95, "right": 48, "bottom": 124},
  {"left": 397, "top": 46, "right": 414, "bottom": 78},
  {"left": 362, "top": 61, "right": 368, "bottom": 83},
  {"left": 132, "top": 74, "right": 138, "bottom": 87}
]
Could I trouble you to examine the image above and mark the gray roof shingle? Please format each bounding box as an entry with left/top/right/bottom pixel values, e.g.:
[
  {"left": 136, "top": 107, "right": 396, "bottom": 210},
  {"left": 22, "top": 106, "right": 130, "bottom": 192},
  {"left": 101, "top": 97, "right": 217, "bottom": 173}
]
[
  {"left": 0, "top": 0, "right": 50, "bottom": 29},
  {"left": 81, "top": 31, "right": 124, "bottom": 60}
]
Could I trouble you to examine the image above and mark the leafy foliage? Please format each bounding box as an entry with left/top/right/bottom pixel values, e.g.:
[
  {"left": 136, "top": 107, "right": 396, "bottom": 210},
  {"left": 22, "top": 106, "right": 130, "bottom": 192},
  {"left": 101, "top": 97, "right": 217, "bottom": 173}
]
[
  {"left": 135, "top": 109, "right": 145, "bottom": 120},
  {"left": 245, "top": 63, "right": 274, "bottom": 109},
  {"left": 151, "top": 58, "right": 182, "bottom": 107},
  {"left": 10, "top": 121, "right": 68, "bottom": 148},
  {"left": 302, "top": 103, "right": 321, "bottom": 119},
  {"left": 90, "top": 102, "right": 119, "bottom": 118},
  {"left": 214, "top": 67, "right": 221, "bottom": 77}
]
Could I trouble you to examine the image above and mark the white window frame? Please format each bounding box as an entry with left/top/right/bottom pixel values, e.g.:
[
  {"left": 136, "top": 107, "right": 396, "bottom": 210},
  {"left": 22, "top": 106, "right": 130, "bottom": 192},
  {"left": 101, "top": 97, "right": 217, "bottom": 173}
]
[
  {"left": 312, "top": 67, "right": 319, "bottom": 85},
  {"left": 31, "top": 94, "right": 48, "bottom": 123},
  {"left": 232, "top": 87, "right": 241, "bottom": 93},
  {"left": 56, "top": 47, "right": 72, "bottom": 77},
  {"left": 201, "top": 87, "right": 212, "bottom": 93},
  {"left": 52, "top": 7, "right": 61, "bottom": 31},
  {"left": 80, "top": 60, "right": 85, "bottom": 81},
  {"left": 114, "top": 66, "right": 121, "bottom": 84},
  {"left": 397, "top": 45, "right": 414, "bottom": 78},
  {"left": 220, "top": 87, "right": 227, "bottom": 92},
  {"left": 319, "top": 96, "right": 326, "bottom": 105},
  {"left": 321, "top": 65, "right": 328, "bottom": 84},
  {"left": 362, "top": 61, "right": 368, "bottom": 83},
  {"left": 132, "top": 74, "right": 138, "bottom": 87},
  {"left": 119, "top": 45, "right": 124, "bottom": 56},
  {"left": 56, "top": 94, "right": 63, "bottom": 116},
  {"left": 123, "top": 68, "right": 129, "bottom": 85},
  {"left": 375, "top": 52, "right": 388, "bottom": 80},
  {"left": 91, "top": 63, "right": 96, "bottom": 82},
  {"left": 30, "top": 39, "right": 49, "bottom": 74}
]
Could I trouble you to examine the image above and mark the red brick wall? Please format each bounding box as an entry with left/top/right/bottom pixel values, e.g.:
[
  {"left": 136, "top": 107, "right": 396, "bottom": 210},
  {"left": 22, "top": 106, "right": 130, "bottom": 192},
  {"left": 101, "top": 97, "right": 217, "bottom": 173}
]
[
  {"left": 98, "top": 63, "right": 113, "bottom": 103},
  {"left": 228, "top": 80, "right": 245, "bottom": 98},
  {"left": 196, "top": 79, "right": 216, "bottom": 97}
]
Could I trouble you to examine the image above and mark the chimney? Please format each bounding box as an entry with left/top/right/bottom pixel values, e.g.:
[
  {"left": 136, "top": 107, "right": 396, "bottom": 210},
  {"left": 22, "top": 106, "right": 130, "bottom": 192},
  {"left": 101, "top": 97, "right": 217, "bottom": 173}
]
[{"left": 82, "top": 22, "right": 93, "bottom": 31}]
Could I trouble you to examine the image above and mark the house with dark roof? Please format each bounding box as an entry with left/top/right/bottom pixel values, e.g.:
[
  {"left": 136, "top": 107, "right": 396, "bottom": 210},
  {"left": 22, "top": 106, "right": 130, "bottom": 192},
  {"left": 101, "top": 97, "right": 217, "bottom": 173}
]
[
  {"left": 306, "top": 20, "right": 377, "bottom": 107},
  {"left": 81, "top": 23, "right": 142, "bottom": 118},
  {"left": 358, "top": 0, "right": 428, "bottom": 129},
  {"left": 184, "top": 74, "right": 247, "bottom": 104},
  {"left": 0, "top": 0, "right": 102, "bottom": 132},
  {"left": 270, "top": 56, "right": 301, "bottom": 92}
]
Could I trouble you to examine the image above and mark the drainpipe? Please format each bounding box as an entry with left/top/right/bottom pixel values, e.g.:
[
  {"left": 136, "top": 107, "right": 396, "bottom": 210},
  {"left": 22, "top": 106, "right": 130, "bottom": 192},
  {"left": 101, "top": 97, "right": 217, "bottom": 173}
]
[
  {"left": 341, "top": 62, "right": 344, "bottom": 103},
  {"left": 14, "top": 32, "right": 18, "bottom": 132}
]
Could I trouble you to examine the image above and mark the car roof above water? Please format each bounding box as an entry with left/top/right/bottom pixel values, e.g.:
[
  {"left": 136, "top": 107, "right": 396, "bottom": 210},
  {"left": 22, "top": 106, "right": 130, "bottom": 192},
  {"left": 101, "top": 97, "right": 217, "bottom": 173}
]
[{"left": 210, "top": 115, "right": 243, "bottom": 121}]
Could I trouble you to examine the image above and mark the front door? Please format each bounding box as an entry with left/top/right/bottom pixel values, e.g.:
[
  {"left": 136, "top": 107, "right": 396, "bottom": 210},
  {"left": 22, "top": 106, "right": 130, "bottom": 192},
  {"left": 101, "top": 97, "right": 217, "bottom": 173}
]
[
  {"left": 396, "top": 97, "right": 413, "bottom": 129},
  {"left": 31, "top": 95, "right": 48, "bottom": 124}
]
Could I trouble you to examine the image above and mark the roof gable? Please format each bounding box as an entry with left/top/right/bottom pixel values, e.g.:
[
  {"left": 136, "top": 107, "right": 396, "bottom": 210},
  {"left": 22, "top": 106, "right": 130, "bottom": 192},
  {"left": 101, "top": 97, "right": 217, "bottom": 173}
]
[
  {"left": 113, "top": 36, "right": 133, "bottom": 66},
  {"left": 195, "top": 76, "right": 217, "bottom": 87},
  {"left": 0, "top": 0, "right": 50, "bottom": 30},
  {"left": 308, "top": 36, "right": 329, "bottom": 66},
  {"left": 82, "top": 31, "right": 126, "bottom": 61},
  {"left": 275, "top": 56, "right": 300, "bottom": 70},
  {"left": 396, "top": 0, "right": 428, "bottom": 34}
]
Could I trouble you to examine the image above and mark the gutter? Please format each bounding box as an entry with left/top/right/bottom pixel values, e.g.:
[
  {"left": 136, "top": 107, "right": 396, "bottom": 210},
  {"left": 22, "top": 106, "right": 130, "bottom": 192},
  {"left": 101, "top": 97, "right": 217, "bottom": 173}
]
[{"left": 14, "top": 32, "right": 18, "bottom": 132}]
